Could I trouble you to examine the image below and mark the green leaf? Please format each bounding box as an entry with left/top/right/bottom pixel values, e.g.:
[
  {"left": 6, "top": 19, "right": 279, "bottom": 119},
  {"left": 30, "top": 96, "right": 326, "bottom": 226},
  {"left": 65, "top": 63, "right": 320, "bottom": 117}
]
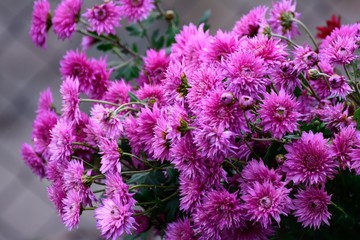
[
  {"left": 353, "top": 108, "right": 360, "bottom": 129},
  {"left": 127, "top": 172, "right": 150, "bottom": 184},
  {"left": 97, "top": 43, "right": 114, "bottom": 52},
  {"left": 198, "top": 9, "right": 211, "bottom": 31},
  {"left": 164, "top": 197, "right": 180, "bottom": 222},
  {"left": 128, "top": 91, "right": 140, "bottom": 102},
  {"left": 115, "top": 63, "right": 140, "bottom": 80},
  {"left": 263, "top": 142, "right": 281, "bottom": 166},
  {"left": 125, "top": 25, "right": 144, "bottom": 37}
]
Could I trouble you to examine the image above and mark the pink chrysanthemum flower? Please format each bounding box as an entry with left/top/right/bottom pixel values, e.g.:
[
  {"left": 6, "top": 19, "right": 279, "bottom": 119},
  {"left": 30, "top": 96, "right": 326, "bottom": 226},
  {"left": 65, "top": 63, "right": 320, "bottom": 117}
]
[
  {"left": 53, "top": 0, "right": 82, "bottom": 40},
  {"left": 98, "top": 137, "right": 121, "bottom": 174},
  {"left": 349, "top": 147, "right": 360, "bottom": 175},
  {"left": 163, "top": 59, "right": 190, "bottom": 105},
  {"left": 49, "top": 118, "right": 75, "bottom": 162},
  {"left": 103, "top": 80, "right": 131, "bottom": 105},
  {"left": 81, "top": 36, "right": 99, "bottom": 51},
  {"left": 37, "top": 88, "right": 54, "bottom": 114},
  {"left": 242, "top": 181, "right": 292, "bottom": 229},
  {"left": 95, "top": 195, "right": 137, "bottom": 239},
  {"left": 193, "top": 123, "right": 237, "bottom": 161},
  {"left": 118, "top": 0, "right": 154, "bottom": 22},
  {"left": 29, "top": 0, "right": 51, "bottom": 48},
  {"left": 194, "top": 189, "right": 244, "bottom": 239},
  {"left": 222, "top": 221, "right": 275, "bottom": 240},
  {"left": 136, "top": 84, "right": 167, "bottom": 107},
  {"left": 186, "top": 65, "right": 223, "bottom": 111},
  {"left": 32, "top": 110, "right": 58, "bottom": 159},
  {"left": 143, "top": 49, "right": 170, "bottom": 84},
  {"left": 21, "top": 143, "right": 46, "bottom": 179},
  {"left": 283, "top": 131, "right": 337, "bottom": 185},
  {"left": 151, "top": 113, "right": 171, "bottom": 162},
  {"left": 232, "top": 6, "right": 268, "bottom": 38},
  {"left": 89, "top": 57, "right": 111, "bottom": 100},
  {"left": 61, "top": 189, "right": 82, "bottom": 230},
  {"left": 319, "top": 25, "right": 357, "bottom": 65},
  {"left": 170, "top": 134, "right": 205, "bottom": 179},
  {"left": 293, "top": 187, "right": 331, "bottom": 229},
  {"left": 328, "top": 74, "right": 352, "bottom": 98},
  {"left": 60, "top": 77, "right": 80, "bottom": 123},
  {"left": 201, "top": 30, "right": 239, "bottom": 66},
  {"left": 331, "top": 126, "right": 360, "bottom": 170},
  {"left": 167, "top": 103, "right": 190, "bottom": 142},
  {"left": 268, "top": 0, "right": 300, "bottom": 38},
  {"left": 259, "top": 89, "right": 300, "bottom": 139},
  {"left": 239, "top": 35, "right": 288, "bottom": 66},
  {"left": 83, "top": 2, "right": 122, "bottom": 36},
  {"left": 165, "top": 218, "right": 196, "bottom": 240},
  {"left": 198, "top": 87, "right": 247, "bottom": 133},
  {"left": 105, "top": 172, "right": 135, "bottom": 205},
  {"left": 272, "top": 61, "right": 301, "bottom": 93},
  {"left": 222, "top": 50, "right": 269, "bottom": 99},
  {"left": 60, "top": 50, "right": 93, "bottom": 94},
  {"left": 91, "top": 104, "right": 123, "bottom": 139},
  {"left": 47, "top": 181, "right": 67, "bottom": 215},
  {"left": 239, "top": 159, "right": 282, "bottom": 194},
  {"left": 293, "top": 45, "right": 319, "bottom": 72},
  {"left": 317, "top": 103, "right": 356, "bottom": 131},
  {"left": 179, "top": 174, "right": 208, "bottom": 212}
]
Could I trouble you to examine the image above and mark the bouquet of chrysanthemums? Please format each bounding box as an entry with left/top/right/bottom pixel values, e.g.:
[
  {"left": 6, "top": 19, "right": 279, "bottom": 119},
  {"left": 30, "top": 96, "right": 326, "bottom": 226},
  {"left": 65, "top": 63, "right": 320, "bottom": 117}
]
[{"left": 22, "top": 0, "right": 360, "bottom": 239}]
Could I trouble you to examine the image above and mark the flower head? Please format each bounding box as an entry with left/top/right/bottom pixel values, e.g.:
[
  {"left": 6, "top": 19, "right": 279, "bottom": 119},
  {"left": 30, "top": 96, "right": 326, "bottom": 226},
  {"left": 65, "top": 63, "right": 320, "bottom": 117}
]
[
  {"left": 29, "top": 0, "right": 51, "bottom": 48},
  {"left": 143, "top": 49, "right": 170, "bottom": 84},
  {"left": 91, "top": 104, "right": 123, "bottom": 139},
  {"left": 293, "top": 187, "right": 331, "bottom": 229},
  {"left": 165, "top": 218, "right": 196, "bottom": 240},
  {"left": 61, "top": 189, "right": 82, "bottom": 230},
  {"left": 53, "top": 0, "right": 82, "bottom": 40},
  {"left": 84, "top": 2, "right": 122, "bottom": 35},
  {"left": 119, "top": 0, "right": 154, "bottom": 22},
  {"left": 49, "top": 118, "right": 75, "bottom": 162},
  {"left": 60, "top": 77, "right": 80, "bottom": 123},
  {"left": 316, "top": 15, "right": 341, "bottom": 39},
  {"left": 259, "top": 89, "right": 300, "bottom": 139},
  {"left": 283, "top": 131, "right": 337, "bottom": 185},
  {"left": 232, "top": 6, "right": 268, "bottom": 38},
  {"left": 21, "top": 143, "right": 46, "bottom": 179},
  {"left": 103, "top": 80, "right": 131, "bottom": 105},
  {"left": 105, "top": 172, "right": 135, "bottom": 205},
  {"left": 98, "top": 137, "right": 121, "bottom": 174},
  {"left": 95, "top": 195, "right": 137, "bottom": 239}
]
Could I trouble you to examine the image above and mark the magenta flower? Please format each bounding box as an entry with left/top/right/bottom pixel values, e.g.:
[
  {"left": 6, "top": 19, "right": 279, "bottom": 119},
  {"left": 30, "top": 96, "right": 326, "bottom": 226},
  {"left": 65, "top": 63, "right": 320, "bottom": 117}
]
[
  {"left": 95, "top": 195, "right": 137, "bottom": 239},
  {"left": 232, "top": 6, "right": 268, "bottom": 38},
  {"left": 242, "top": 181, "right": 292, "bottom": 228},
  {"left": 88, "top": 57, "right": 111, "bottom": 100},
  {"left": 118, "top": 0, "right": 154, "bottom": 22},
  {"left": 105, "top": 172, "right": 135, "bottom": 205},
  {"left": 136, "top": 84, "right": 167, "bottom": 107},
  {"left": 60, "top": 50, "right": 93, "bottom": 94},
  {"left": 29, "top": 0, "right": 51, "bottom": 48},
  {"left": 143, "top": 49, "right": 170, "bottom": 84},
  {"left": 83, "top": 2, "right": 122, "bottom": 35},
  {"left": 165, "top": 218, "right": 196, "bottom": 240},
  {"left": 151, "top": 113, "right": 170, "bottom": 162},
  {"left": 32, "top": 110, "right": 58, "bottom": 159},
  {"left": 179, "top": 174, "right": 208, "bottom": 213},
  {"left": 53, "top": 0, "right": 82, "bottom": 40},
  {"left": 317, "top": 103, "right": 355, "bottom": 131},
  {"left": 61, "top": 189, "right": 82, "bottom": 230},
  {"left": 91, "top": 104, "right": 123, "bottom": 139},
  {"left": 103, "top": 80, "right": 131, "bottom": 105},
  {"left": 283, "top": 131, "right": 337, "bottom": 185},
  {"left": 259, "top": 89, "right": 300, "bottom": 139},
  {"left": 222, "top": 50, "right": 269, "bottom": 99},
  {"left": 331, "top": 126, "right": 360, "bottom": 170},
  {"left": 60, "top": 77, "right": 80, "bottom": 123},
  {"left": 272, "top": 61, "right": 301, "bottom": 93},
  {"left": 293, "top": 187, "right": 331, "bottom": 229},
  {"left": 21, "top": 143, "right": 46, "bottom": 179},
  {"left": 349, "top": 147, "right": 360, "bottom": 175},
  {"left": 328, "top": 74, "right": 352, "bottom": 98},
  {"left": 81, "top": 36, "right": 99, "bottom": 51},
  {"left": 293, "top": 45, "right": 318, "bottom": 72},
  {"left": 194, "top": 189, "right": 244, "bottom": 239},
  {"left": 268, "top": 0, "right": 300, "bottom": 38},
  {"left": 47, "top": 181, "right": 67, "bottom": 215},
  {"left": 36, "top": 88, "right": 54, "bottom": 114},
  {"left": 222, "top": 221, "right": 275, "bottom": 240},
  {"left": 98, "top": 137, "right": 121, "bottom": 174},
  {"left": 49, "top": 118, "right": 75, "bottom": 162}
]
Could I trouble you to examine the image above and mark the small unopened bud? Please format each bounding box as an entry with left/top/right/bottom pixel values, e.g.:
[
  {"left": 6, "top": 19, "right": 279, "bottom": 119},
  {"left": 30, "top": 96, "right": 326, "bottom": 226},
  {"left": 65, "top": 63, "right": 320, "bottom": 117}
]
[
  {"left": 239, "top": 95, "right": 254, "bottom": 110},
  {"left": 308, "top": 68, "right": 320, "bottom": 80},
  {"left": 165, "top": 10, "right": 175, "bottom": 21},
  {"left": 275, "top": 154, "right": 285, "bottom": 164},
  {"left": 221, "top": 92, "right": 235, "bottom": 106}
]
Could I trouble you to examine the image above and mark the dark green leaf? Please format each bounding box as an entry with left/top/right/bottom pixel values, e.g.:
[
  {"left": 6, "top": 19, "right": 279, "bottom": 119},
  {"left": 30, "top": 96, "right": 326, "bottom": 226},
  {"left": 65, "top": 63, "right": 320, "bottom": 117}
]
[
  {"left": 128, "top": 91, "right": 140, "bottom": 102},
  {"left": 127, "top": 172, "right": 150, "bottom": 184},
  {"left": 125, "top": 25, "right": 144, "bottom": 37},
  {"left": 198, "top": 9, "right": 211, "bottom": 31},
  {"left": 97, "top": 43, "right": 114, "bottom": 52},
  {"left": 353, "top": 108, "right": 360, "bottom": 129}
]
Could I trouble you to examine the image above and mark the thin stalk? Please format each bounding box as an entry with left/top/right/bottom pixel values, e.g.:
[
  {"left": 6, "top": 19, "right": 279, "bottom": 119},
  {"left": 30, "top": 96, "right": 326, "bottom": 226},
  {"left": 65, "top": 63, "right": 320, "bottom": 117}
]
[
  {"left": 93, "top": 189, "right": 105, "bottom": 193},
  {"left": 251, "top": 137, "right": 283, "bottom": 143},
  {"left": 271, "top": 33, "right": 298, "bottom": 48},
  {"left": 299, "top": 74, "right": 321, "bottom": 101},
  {"left": 111, "top": 58, "right": 133, "bottom": 70},
  {"left": 331, "top": 201, "right": 353, "bottom": 221},
  {"left": 292, "top": 18, "right": 318, "bottom": 51},
  {"left": 352, "top": 63, "right": 360, "bottom": 98},
  {"left": 113, "top": 102, "right": 147, "bottom": 115},
  {"left": 138, "top": 21, "right": 152, "bottom": 45},
  {"left": 80, "top": 98, "right": 119, "bottom": 107},
  {"left": 121, "top": 169, "right": 153, "bottom": 175},
  {"left": 271, "top": 82, "right": 279, "bottom": 94},
  {"left": 224, "top": 160, "right": 240, "bottom": 174},
  {"left": 82, "top": 207, "right": 96, "bottom": 211},
  {"left": 154, "top": 0, "right": 165, "bottom": 17},
  {"left": 344, "top": 64, "right": 352, "bottom": 81},
  {"left": 72, "top": 156, "right": 96, "bottom": 169},
  {"left": 129, "top": 184, "right": 177, "bottom": 191},
  {"left": 244, "top": 139, "right": 260, "bottom": 159}
]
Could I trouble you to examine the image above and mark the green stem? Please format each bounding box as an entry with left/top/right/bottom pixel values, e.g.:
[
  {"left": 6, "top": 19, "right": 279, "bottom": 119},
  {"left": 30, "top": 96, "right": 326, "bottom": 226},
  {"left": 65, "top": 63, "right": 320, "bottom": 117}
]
[
  {"left": 352, "top": 63, "right": 360, "bottom": 99},
  {"left": 224, "top": 160, "right": 240, "bottom": 174},
  {"left": 72, "top": 156, "right": 96, "bottom": 169},
  {"left": 138, "top": 21, "right": 152, "bottom": 46},
  {"left": 344, "top": 64, "right": 352, "bottom": 81},
  {"left": 299, "top": 74, "right": 321, "bottom": 101},
  {"left": 82, "top": 207, "right": 96, "bottom": 211},
  {"left": 292, "top": 18, "right": 318, "bottom": 51},
  {"left": 93, "top": 189, "right": 105, "bottom": 193},
  {"left": 271, "top": 82, "right": 279, "bottom": 95},
  {"left": 121, "top": 169, "right": 153, "bottom": 175},
  {"left": 251, "top": 137, "right": 283, "bottom": 143},
  {"left": 80, "top": 98, "right": 120, "bottom": 107},
  {"left": 113, "top": 102, "right": 147, "bottom": 115},
  {"left": 243, "top": 138, "right": 260, "bottom": 159},
  {"left": 111, "top": 58, "right": 133, "bottom": 70},
  {"left": 271, "top": 33, "right": 298, "bottom": 48},
  {"left": 129, "top": 184, "right": 177, "bottom": 191},
  {"left": 155, "top": 0, "right": 165, "bottom": 17},
  {"left": 330, "top": 201, "right": 353, "bottom": 220},
  {"left": 134, "top": 190, "right": 179, "bottom": 216}
]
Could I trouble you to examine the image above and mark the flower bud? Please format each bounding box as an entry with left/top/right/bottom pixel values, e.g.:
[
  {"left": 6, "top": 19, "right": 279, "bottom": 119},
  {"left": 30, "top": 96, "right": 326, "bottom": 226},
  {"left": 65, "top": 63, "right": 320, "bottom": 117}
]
[
  {"left": 165, "top": 10, "right": 175, "bottom": 21},
  {"left": 220, "top": 92, "right": 235, "bottom": 106},
  {"left": 308, "top": 68, "right": 320, "bottom": 80},
  {"left": 239, "top": 95, "right": 254, "bottom": 110}
]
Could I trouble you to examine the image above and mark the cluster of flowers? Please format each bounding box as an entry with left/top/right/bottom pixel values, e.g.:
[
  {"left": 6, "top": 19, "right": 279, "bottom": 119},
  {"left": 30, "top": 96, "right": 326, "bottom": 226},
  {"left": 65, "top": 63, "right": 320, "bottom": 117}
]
[{"left": 23, "top": 0, "right": 360, "bottom": 239}]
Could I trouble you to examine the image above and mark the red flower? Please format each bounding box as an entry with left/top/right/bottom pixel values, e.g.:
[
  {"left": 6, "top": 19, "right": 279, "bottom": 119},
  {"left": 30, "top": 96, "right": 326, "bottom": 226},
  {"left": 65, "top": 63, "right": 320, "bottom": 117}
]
[{"left": 316, "top": 15, "right": 341, "bottom": 39}]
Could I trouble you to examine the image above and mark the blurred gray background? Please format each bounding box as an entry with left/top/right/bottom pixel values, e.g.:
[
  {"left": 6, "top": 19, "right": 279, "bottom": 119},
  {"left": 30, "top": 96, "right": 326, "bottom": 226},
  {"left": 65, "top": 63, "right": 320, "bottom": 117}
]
[{"left": 0, "top": 0, "right": 359, "bottom": 239}]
